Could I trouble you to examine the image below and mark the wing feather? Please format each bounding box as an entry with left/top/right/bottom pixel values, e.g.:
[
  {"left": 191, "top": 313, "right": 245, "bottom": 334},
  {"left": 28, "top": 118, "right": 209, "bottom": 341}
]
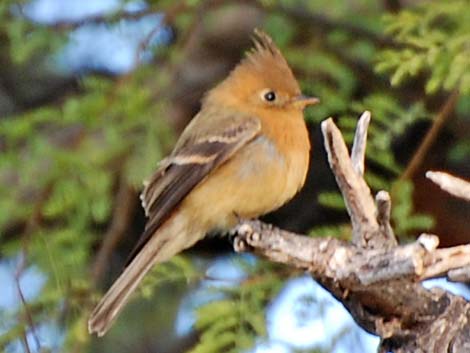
[{"left": 125, "top": 113, "right": 260, "bottom": 265}]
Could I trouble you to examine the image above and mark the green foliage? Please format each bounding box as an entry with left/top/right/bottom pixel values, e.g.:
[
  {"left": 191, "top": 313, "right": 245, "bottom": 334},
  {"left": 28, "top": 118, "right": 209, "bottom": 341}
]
[
  {"left": 7, "top": 19, "right": 66, "bottom": 64},
  {"left": 189, "top": 261, "right": 284, "bottom": 353},
  {"left": 309, "top": 223, "right": 351, "bottom": 240},
  {"left": 343, "top": 94, "right": 429, "bottom": 189},
  {"left": 0, "top": 69, "right": 173, "bottom": 350},
  {"left": 391, "top": 180, "right": 434, "bottom": 236},
  {"left": 317, "top": 192, "right": 345, "bottom": 211},
  {"left": 376, "top": 0, "right": 470, "bottom": 94},
  {"left": 284, "top": 0, "right": 433, "bottom": 230},
  {"left": 140, "top": 255, "right": 202, "bottom": 298}
]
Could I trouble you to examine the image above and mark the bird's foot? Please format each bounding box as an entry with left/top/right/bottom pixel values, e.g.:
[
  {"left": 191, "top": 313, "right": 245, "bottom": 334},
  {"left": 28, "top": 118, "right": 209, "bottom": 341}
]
[{"left": 232, "top": 220, "right": 264, "bottom": 252}]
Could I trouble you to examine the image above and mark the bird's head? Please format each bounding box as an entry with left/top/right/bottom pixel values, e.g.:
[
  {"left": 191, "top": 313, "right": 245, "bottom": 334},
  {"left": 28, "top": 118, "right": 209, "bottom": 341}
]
[{"left": 204, "top": 29, "right": 319, "bottom": 112}]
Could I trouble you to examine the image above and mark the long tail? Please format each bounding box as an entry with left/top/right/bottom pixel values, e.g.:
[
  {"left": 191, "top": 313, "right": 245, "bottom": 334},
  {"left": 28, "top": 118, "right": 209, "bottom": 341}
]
[{"left": 88, "top": 213, "right": 202, "bottom": 336}]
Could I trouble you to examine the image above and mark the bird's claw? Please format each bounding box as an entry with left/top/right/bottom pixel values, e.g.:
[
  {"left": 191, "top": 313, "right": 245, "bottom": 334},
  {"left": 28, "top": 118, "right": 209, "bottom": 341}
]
[
  {"left": 232, "top": 221, "right": 264, "bottom": 253},
  {"left": 232, "top": 221, "right": 257, "bottom": 252},
  {"left": 233, "top": 237, "right": 247, "bottom": 252}
]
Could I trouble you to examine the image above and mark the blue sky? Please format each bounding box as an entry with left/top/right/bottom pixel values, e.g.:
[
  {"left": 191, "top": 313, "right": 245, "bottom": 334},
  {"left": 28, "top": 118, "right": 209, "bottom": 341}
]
[{"left": 24, "top": 0, "right": 171, "bottom": 73}]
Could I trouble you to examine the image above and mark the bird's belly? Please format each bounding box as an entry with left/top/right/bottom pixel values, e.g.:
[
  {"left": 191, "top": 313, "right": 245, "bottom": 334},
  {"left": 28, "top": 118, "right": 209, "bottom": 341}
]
[{"left": 183, "top": 135, "right": 308, "bottom": 231}]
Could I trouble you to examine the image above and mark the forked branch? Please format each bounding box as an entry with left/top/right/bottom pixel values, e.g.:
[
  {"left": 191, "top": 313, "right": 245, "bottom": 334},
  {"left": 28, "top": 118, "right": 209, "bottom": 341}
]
[{"left": 233, "top": 112, "right": 470, "bottom": 353}]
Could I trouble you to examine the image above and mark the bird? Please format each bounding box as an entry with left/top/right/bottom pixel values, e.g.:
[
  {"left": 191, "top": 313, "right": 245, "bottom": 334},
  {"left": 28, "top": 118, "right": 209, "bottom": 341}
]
[{"left": 88, "top": 29, "right": 319, "bottom": 336}]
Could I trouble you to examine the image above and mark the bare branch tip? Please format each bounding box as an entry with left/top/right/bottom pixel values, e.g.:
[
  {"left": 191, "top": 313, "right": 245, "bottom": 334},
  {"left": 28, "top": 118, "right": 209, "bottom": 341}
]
[
  {"left": 376, "top": 190, "right": 391, "bottom": 202},
  {"left": 425, "top": 170, "right": 470, "bottom": 201},
  {"left": 425, "top": 170, "right": 435, "bottom": 179},
  {"left": 448, "top": 266, "right": 470, "bottom": 283},
  {"left": 376, "top": 191, "right": 392, "bottom": 220},
  {"left": 418, "top": 233, "right": 440, "bottom": 251},
  {"left": 320, "top": 118, "right": 334, "bottom": 134},
  {"left": 359, "top": 110, "right": 371, "bottom": 123},
  {"left": 351, "top": 111, "right": 371, "bottom": 176}
]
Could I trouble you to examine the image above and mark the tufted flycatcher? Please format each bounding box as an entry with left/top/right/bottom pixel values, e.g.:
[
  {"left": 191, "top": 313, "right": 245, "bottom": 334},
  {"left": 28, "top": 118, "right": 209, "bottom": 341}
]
[{"left": 88, "top": 29, "right": 319, "bottom": 336}]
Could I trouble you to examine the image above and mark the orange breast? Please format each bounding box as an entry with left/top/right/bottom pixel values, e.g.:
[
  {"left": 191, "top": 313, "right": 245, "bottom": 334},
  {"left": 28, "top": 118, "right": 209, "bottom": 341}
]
[{"left": 181, "top": 110, "right": 310, "bottom": 232}]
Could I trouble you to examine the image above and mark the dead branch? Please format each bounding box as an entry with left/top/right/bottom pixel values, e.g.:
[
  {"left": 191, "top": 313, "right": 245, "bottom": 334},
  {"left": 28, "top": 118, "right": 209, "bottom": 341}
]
[
  {"left": 91, "top": 178, "right": 137, "bottom": 284},
  {"left": 322, "top": 115, "right": 387, "bottom": 248},
  {"left": 233, "top": 112, "right": 470, "bottom": 353},
  {"left": 351, "top": 111, "right": 370, "bottom": 176},
  {"left": 234, "top": 222, "right": 470, "bottom": 286},
  {"left": 401, "top": 90, "right": 459, "bottom": 180},
  {"left": 426, "top": 171, "right": 470, "bottom": 202},
  {"left": 375, "top": 190, "right": 397, "bottom": 245}
]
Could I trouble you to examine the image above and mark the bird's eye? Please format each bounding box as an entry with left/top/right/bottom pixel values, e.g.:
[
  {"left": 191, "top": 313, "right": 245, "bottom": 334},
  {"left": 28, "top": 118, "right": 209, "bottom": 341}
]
[{"left": 263, "top": 91, "right": 276, "bottom": 102}]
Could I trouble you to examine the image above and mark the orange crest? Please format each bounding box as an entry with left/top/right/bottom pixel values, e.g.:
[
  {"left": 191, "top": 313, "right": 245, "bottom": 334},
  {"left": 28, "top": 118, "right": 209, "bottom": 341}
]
[{"left": 205, "top": 29, "right": 302, "bottom": 106}]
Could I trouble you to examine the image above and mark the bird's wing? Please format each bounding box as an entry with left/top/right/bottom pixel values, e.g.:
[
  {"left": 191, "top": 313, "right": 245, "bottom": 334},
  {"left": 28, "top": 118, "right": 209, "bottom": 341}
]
[{"left": 125, "top": 112, "right": 261, "bottom": 265}]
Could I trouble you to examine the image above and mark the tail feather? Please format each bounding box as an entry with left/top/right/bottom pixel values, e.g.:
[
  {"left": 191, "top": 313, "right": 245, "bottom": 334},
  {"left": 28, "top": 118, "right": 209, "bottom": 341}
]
[{"left": 88, "top": 215, "right": 201, "bottom": 336}]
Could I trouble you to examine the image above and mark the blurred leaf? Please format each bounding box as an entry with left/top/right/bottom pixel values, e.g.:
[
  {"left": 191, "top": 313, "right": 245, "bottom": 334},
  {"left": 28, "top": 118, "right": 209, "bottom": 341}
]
[
  {"left": 317, "top": 191, "right": 345, "bottom": 210},
  {"left": 391, "top": 180, "right": 434, "bottom": 236}
]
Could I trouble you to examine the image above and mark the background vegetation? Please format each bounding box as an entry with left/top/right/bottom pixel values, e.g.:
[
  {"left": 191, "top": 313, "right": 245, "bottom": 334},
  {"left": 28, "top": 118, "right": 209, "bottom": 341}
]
[{"left": 0, "top": 0, "right": 468, "bottom": 352}]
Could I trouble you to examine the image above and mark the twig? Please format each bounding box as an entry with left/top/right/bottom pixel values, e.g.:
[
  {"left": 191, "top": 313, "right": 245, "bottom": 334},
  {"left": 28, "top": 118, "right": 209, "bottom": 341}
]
[
  {"left": 448, "top": 266, "right": 470, "bottom": 283},
  {"left": 426, "top": 171, "right": 470, "bottom": 201},
  {"left": 351, "top": 111, "right": 370, "bottom": 176},
  {"left": 133, "top": 23, "right": 165, "bottom": 66},
  {"left": 15, "top": 252, "right": 41, "bottom": 353},
  {"left": 321, "top": 118, "right": 380, "bottom": 247},
  {"left": 20, "top": 333, "right": 31, "bottom": 353},
  {"left": 235, "top": 221, "right": 470, "bottom": 285},
  {"left": 92, "top": 179, "right": 137, "bottom": 284},
  {"left": 419, "top": 242, "right": 470, "bottom": 280},
  {"left": 39, "top": 7, "right": 162, "bottom": 31},
  {"left": 233, "top": 221, "right": 343, "bottom": 273},
  {"left": 401, "top": 90, "right": 459, "bottom": 180},
  {"left": 375, "top": 191, "right": 397, "bottom": 245},
  {"left": 11, "top": 187, "right": 50, "bottom": 353},
  {"left": 38, "top": 0, "right": 219, "bottom": 34},
  {"left": 132, "top": 0, "right": 205, "bottom": 67}
]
